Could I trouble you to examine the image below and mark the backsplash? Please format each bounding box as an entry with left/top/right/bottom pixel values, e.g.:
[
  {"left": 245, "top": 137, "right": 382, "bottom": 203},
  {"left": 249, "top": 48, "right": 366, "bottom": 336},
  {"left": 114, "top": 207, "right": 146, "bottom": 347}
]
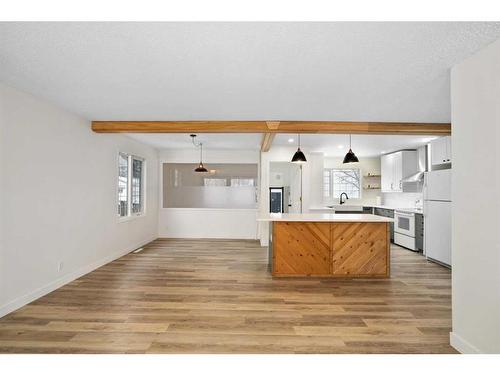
[{"left": 382, "top": 192, "right": 423, "bottom": 208}]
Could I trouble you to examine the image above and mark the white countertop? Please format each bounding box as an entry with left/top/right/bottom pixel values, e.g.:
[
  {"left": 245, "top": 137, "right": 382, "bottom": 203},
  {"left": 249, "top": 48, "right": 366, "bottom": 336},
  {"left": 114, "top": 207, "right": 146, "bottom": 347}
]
[
  {"left": 309, "top": 206, "right": 338, "bottom": 211},
  {"left": 309, "top": 206, "right": 362, "bottom": 211},
  {"left": 309, "top": 205, "right": 423, "bottom": 214},
  {"left": 258, "top": 213, "right": 394, "bottom": 223}
]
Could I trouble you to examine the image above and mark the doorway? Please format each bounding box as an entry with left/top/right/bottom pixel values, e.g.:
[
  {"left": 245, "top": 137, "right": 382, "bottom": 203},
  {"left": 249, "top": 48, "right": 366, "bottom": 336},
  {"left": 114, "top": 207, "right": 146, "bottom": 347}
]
[{"left": 269, "top": 162, "right": 302, "bottom": 213}]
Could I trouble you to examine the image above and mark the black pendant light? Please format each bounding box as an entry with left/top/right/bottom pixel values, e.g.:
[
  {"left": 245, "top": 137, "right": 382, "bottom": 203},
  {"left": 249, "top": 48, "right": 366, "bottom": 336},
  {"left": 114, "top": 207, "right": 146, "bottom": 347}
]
[
  {"left": 291, "top": 134, "right": 307, "bottom": 163},
  {"left": 191, "top": 134, "right": 208, "bottom": 173},
  {"left": 343, "top": 134, "right": 359, "bottom": 164}
]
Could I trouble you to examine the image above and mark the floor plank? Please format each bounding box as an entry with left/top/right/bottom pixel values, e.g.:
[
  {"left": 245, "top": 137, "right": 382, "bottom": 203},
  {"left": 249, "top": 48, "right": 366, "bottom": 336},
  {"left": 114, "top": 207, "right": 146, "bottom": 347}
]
[{"left": 0, "top": 239, "right": 455, "bottom": 353}]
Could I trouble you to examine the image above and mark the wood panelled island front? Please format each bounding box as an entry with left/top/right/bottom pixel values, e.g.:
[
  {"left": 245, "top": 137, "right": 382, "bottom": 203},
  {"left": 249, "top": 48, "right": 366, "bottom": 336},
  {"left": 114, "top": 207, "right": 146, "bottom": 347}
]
[{"left": 260, "top": 213, "right": 393, "bottom": 278}]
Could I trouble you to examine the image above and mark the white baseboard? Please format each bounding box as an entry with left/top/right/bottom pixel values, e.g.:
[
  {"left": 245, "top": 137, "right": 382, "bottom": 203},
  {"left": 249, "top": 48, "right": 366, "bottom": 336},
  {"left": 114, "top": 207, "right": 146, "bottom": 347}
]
[
  {"left": 158, "top": 233, "right": 258, "bottom": 240},
  {"left": 0, "top": 235, "right": 157, "bottom": 318},
  {"left": 450, "top": 332, "right": 482, "bottom": 354}
]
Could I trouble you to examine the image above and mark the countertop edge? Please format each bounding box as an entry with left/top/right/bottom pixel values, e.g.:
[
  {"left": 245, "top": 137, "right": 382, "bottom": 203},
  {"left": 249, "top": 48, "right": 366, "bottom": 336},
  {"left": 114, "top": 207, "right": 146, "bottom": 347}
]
[{"left": 258, "top": 214, "right": 394, "bottom": 223}]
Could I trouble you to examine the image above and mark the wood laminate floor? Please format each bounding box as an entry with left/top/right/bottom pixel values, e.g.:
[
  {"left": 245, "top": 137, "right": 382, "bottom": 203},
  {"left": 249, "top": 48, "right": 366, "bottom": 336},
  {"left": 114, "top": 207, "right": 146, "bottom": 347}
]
[{"left": 0, "top": 239, "right": 455, "bottom": 353}]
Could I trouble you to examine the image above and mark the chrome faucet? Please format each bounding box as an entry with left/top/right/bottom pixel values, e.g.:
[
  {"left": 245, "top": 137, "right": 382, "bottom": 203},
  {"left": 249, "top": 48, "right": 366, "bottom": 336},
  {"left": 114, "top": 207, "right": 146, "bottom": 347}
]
[{"left": 339, "top": 192, "right": 349, "bottom": 205}]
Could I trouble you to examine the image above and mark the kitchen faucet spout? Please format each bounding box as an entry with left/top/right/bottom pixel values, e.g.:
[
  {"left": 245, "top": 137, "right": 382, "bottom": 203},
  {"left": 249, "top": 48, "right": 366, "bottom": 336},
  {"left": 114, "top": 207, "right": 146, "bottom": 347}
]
[{"left": 339, "top": 192, "right": 349, "bottom": 205}]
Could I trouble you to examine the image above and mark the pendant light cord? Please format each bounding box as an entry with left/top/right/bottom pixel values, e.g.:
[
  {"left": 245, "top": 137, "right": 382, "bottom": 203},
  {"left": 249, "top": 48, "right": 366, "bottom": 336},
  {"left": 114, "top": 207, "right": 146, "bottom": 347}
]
[{"left": 191, "top": 134, "right": 206, "bottom": 167}]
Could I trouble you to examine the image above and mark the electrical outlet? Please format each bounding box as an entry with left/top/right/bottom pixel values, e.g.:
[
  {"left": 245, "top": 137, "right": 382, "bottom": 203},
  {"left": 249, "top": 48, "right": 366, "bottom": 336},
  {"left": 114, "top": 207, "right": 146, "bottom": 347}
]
[{"left": 58, "top": 261, "right": 64, "bottom": 272}]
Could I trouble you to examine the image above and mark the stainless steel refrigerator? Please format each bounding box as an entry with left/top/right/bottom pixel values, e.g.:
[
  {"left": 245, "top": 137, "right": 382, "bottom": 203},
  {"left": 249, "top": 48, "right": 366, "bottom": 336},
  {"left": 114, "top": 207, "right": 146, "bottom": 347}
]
[{"left": 423, "top": 169, "right": 452, "bottom": 267}]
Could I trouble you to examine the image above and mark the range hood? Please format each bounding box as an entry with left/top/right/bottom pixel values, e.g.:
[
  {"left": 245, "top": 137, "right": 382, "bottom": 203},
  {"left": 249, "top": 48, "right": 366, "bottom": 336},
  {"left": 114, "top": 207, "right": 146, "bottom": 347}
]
[
  {"left": 403, "top": 171, "right": 425, "bottom": 183},
  {"left": 402, "top": 146, "right": 427, "bottom": 183}
]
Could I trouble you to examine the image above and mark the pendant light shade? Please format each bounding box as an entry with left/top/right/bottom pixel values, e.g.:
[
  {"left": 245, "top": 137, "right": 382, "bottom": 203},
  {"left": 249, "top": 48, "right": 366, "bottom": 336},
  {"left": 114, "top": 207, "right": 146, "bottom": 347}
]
[
  {"left": 191, "top": 134, "right": 209, "bottom": 173},
  {"left": 292, "top": 149, "right": 307, "bottom": 163},
  {"left": 291, "top": 134, "right": 307, "bottom": 163},
  {"left": 343, "top": 149, "right": 359, "bottom": 164},
  {"left": 343, "top": 134, "right": 359, "bottom": 164},
  {"left": 194, "top": 162, "right": 208, "bottom": 173}
]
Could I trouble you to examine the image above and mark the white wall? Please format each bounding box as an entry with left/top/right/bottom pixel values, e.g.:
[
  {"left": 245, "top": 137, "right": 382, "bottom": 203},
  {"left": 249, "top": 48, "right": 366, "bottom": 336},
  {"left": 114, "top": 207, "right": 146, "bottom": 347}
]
[
  {"left": 450, "top": 38, "right": 500, "bottom": 353},
  {"left": 382, "top": 192, "right": 423, "bottom": 208},
  {"left": 0, "top": 83, "right": 159, "bottom": 317},
  {"left": 159, "top": 208, "right": 258, "bottom": 239},
  {"left": 158, "top": 148, "right": 259, "bottom": 239}
]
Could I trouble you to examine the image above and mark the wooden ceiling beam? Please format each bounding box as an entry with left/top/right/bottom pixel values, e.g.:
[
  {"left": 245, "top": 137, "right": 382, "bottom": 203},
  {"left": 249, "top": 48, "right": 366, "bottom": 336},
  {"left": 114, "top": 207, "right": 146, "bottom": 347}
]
[
  {"left": 261, "top": 133, "right": 276, "bottom": 152},
  {"left": 260, "top": 121, "right": 279, "bottom": 152},
  {"left": 91, "top": 120, "right": 451, "bottom": 135}
]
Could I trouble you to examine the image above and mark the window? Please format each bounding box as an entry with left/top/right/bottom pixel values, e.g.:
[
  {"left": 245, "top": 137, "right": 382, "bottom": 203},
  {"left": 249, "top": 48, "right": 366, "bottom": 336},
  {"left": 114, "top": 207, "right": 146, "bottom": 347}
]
[
  {"left": 118, "top": 153, "right": 145, "bottom": 218},
  {"left": 118, "top": 153, "right": 129, "bottom": 217},
  {"left": 230, "top": 178, "right": 255, "bottom": 187},
  {"left": 324, "top": 168, "right": 361, "bottom": 199},
  {"left": 131, "top": 158, "right": 144, "bottom": 214},
  {"left": 204, "top": 178, "right": 227, "bottom": 186}
]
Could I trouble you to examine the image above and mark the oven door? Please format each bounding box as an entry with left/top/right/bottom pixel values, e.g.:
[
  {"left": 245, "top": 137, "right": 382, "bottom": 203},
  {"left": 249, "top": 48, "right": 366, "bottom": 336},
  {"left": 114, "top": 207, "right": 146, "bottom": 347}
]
[{"left": 394, "top": 211, "right": 415, "bottom": 237}]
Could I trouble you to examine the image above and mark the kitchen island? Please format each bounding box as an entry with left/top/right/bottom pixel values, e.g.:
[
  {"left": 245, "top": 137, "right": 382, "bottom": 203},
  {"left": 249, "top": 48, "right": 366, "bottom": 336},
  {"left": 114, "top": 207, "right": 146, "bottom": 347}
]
[{"left": 258, "top": 213, "right": 393, "bottom": 278}]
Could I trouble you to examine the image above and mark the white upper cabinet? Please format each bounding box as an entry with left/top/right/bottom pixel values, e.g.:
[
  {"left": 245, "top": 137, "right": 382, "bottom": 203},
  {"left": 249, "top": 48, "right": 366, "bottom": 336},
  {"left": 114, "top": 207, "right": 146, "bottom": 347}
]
[
  {"left": 431, "top": 136, "right": 451, "bottom": 166},
  {"left": 381, "top": 153, "right": 393, "bottom": 192},
  {"left": 392, "top": 152, "right": 403, "bottom": 192},
  {"left": 381, "top": 151, "right": 418, "bottom": 193}
]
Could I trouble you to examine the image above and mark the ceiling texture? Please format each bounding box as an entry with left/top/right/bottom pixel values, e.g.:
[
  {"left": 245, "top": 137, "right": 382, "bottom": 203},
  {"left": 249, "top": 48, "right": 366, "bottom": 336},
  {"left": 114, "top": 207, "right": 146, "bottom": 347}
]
[
  {"left": 127, "top": 133, "right": 437, "bottom": 157},
  {"left": 1, "top": 22, "right": 500, "bottom": 123}
]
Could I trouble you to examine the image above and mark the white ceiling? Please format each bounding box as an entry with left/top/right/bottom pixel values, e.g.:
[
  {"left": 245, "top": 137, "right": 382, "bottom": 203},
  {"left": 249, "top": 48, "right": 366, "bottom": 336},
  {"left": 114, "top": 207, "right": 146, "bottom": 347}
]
[
  {"left": 274, "top": 134, "right": 438, "bottom": 157},
  {"left": 128, "top": 133, "right": 263, "bottom": 150},
  {"left": 1, "top": 22, "right": 500, "bottom": 122},
  {"left": 127, "top": 133, "right": 438, "bottom": 157}
]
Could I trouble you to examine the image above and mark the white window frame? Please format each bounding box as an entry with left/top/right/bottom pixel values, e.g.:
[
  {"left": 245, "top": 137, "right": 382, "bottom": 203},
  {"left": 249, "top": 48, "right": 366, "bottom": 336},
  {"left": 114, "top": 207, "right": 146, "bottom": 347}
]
[
  {"left": 118, "top": 153, "right": 146, "bottom": 222},
  {"left": 323, "top": 167, "right": 362, "bottom": 201},
  {"left": 323, "top": 169, "right": 332, "bottom": 199}
]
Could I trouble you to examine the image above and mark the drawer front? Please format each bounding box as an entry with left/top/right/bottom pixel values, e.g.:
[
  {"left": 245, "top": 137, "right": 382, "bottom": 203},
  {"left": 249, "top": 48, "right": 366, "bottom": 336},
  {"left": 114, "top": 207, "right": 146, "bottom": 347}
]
[
  {"left": 415, "top": 213, "right": 424, "bottom": 232},
  {"left": 374, "top": 208, "right": 394, "bottom": 218},
  {"left": 363, "top": 206, "right": 374, "bottom": 214},
  {"left": 415, "top": 213, "right": 424, "bottom": 250},
  {"left": 394, "top": 232, "right": 416, "bottom": 250},
  {"left": 415, "top": 232, "right": 424, "bottom": 251}
]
